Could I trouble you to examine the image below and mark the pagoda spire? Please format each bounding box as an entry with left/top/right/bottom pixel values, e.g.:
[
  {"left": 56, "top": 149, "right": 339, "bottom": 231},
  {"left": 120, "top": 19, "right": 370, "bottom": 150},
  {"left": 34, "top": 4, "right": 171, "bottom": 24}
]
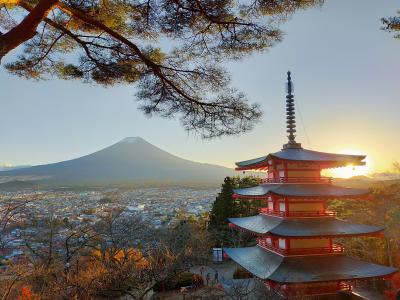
[{"left": 283, "top": 71, "right": 302, "bottom": 149}]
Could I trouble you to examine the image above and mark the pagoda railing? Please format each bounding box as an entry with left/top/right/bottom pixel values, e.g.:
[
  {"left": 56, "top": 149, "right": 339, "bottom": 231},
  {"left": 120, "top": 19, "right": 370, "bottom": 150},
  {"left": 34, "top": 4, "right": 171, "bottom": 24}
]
[
  {"left": 259, "top": 208, "right": 336, "bottom": 218},
  {"left": 257, "top": 239, "right": 344, "bottom": 256},
  {"left": 266, "top": 281, "right": 351, "bottom": 297},
  {"left": 262, "top": 177, "right": 332, "bottom": 184},
  {"left": 259, "top": 208, "right": 285, "bottom": 217}
]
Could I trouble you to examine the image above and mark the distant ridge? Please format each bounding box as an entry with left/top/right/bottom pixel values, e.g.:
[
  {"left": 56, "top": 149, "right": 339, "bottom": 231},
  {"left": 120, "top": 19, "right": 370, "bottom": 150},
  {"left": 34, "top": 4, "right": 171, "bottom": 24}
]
[
  {"left": 0, "top": 137, "right": 235, "bottom": 186},
  {"left": 0, "top": 180, "right": 38, "bottom": 192}
]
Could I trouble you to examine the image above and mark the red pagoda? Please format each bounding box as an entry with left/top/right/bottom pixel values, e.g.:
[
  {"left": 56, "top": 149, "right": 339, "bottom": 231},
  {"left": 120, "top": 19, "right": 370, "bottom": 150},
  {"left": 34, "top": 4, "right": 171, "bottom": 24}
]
[{"left": 224, "top": 72, "right": 397, "bottom": 298}]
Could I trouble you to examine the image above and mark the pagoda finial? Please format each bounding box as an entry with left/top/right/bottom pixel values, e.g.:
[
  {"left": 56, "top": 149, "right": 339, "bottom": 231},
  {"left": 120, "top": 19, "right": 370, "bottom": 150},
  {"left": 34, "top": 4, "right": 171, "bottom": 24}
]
[{"left": 283, "top": 71, "right": 302, "bottom": 149}]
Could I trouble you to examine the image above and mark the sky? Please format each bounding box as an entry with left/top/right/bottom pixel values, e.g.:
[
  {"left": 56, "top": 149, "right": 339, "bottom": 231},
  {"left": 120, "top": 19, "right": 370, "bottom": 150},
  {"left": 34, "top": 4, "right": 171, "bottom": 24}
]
[{"left": 0, "top": 0, "right": 399, "bottom": 176}]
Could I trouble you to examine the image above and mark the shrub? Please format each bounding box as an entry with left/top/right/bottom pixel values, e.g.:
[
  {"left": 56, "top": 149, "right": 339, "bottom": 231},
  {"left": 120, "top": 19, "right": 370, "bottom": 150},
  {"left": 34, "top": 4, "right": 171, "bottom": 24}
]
[
  {"left": 153, "top": 272, "right": 194, "bottom": 292},
  {"left": 233, "top": 267, "right": 252, "bottom": 279}
]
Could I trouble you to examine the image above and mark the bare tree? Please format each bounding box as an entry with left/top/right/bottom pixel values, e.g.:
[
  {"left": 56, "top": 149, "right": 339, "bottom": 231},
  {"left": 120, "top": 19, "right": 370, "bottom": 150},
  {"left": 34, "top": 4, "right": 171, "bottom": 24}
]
[{"left": 0, "top": 206, "right": 214, "bottom": 299}]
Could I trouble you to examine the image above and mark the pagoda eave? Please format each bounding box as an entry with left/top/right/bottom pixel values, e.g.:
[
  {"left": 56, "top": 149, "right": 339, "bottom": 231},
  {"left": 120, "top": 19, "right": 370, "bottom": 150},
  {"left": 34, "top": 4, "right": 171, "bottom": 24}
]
[
  {"left": 229, "top": 223, "right": 384, "bottom": 239},
  {"left": 233, "top": 183, "right": 369, "bottom": 199},
  {"left": 268, "top": 148, "right": 366, "bottom": 167},
  {"left": 223, "top": 246, "right": 397, "bottom": 283},
  {"left": 235, "top": 161, "right": 366, "bottom": 172},
  {"left": 235, "top": 148, "right": 366, "bottom": 171},
  {"left": 235, "top": 166, "right": 268, "bottom": 172},
  {"left": 235, "top": 155, "right": 269, "bottom": 171},
  {"left": 268, "top": 155, "right": 367, "bottom": 169},
  {"left": 268, "top": 231, "right": 385, "bottom": 239},
  {"left": 228, "top": 215, "right": 385, "bottom": 237},
  {"left": 233, "top": 193, "right": 370, "bottom": 200}
]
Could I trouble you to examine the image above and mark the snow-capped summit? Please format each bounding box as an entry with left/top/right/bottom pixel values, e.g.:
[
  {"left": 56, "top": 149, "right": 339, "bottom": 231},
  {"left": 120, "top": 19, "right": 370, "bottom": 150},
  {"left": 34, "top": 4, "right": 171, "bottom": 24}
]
[{"left": 120, "top": 137, "right": 144, "bottom": 144}]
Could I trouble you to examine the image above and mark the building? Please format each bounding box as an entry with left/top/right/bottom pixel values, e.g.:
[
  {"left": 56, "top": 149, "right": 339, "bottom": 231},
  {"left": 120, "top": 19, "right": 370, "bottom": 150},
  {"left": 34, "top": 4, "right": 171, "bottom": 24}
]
[{"left": 224, "top": 72, "right": 397, "bottom": 299}]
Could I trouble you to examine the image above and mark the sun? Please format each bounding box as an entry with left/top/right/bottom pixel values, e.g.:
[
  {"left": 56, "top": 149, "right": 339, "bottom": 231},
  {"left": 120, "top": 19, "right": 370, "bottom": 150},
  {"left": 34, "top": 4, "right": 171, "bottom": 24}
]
[{"left": 322, "top": 149, "right": 372, "bottom": 179}]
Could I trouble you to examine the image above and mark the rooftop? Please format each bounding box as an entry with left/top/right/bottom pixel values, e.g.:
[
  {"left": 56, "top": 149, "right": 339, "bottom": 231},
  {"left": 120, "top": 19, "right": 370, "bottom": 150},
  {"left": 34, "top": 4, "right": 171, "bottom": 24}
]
[
  {"left": 233, "top": 183, "right": 369, "bottom": 199},
  {"left": 235, "top": 148, "right": 366, "bottom": 171},
  {"left": 224, "top": 246, "right": 397, "bottom": 282},
  {"left": 228, "top": 214, "right": 384, "bottom": 237}
]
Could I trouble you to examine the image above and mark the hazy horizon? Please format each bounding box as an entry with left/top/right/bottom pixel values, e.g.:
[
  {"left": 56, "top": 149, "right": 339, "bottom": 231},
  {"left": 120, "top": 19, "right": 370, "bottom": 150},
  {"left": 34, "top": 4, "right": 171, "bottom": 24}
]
[{"left": 1, "top": 0, "right": 399, "bottom": 177}]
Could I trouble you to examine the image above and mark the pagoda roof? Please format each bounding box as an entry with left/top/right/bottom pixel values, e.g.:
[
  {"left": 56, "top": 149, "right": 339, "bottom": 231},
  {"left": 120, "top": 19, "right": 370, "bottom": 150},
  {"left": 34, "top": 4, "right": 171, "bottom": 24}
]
[
  {"left": 233, "top": 184, "right": 369, "bottom": 199},
  {"left": 235, "top": 148, "right": 366, "bottom": 170},
  {"left": 229, "top": 215, "right": 282, "bottom": 235},
  {"left": 223, "top": 246, "right": 397, "bottom": 282},
  {"left": 228, "top": 215, "right": 384, "bottom": 237}
]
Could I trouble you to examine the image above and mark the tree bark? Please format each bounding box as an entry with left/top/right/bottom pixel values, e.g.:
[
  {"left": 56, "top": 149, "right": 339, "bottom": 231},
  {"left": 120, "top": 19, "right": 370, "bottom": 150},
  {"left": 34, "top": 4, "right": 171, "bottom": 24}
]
[{"left": 0, "top": 0, "right": 58, "bottom": 62}]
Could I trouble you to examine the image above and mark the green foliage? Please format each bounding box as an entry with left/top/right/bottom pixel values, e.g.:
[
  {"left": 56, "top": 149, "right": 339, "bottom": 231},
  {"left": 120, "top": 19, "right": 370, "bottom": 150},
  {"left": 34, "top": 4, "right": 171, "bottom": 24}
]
[
  {"left": 209, "top": 177, "right": 236, "bottom": 229},
  {"left": 209, "top": 176, "right": 262, "bottom": 230},
  {"left": 382, "top": 12, "right": 400, "bottom": 39},
  {"left": 208, "top": 176, "right": 262, "bottom": 247},
  {"left": 329, "top": 183, "right": 400, "bottom": 267}
]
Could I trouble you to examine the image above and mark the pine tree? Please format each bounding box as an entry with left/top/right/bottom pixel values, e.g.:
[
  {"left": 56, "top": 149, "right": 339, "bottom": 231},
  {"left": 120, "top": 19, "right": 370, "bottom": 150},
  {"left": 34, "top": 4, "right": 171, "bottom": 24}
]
[
  {"left": 209, "top": 176, "right": 263, "bottom": 247},
  {"left": 0, "top": 1, "right": 323, "bottom": 138},
  {"left": 209, "top": 176, "right": 263, "bottom": 230},
  {"left": 209, "top": 177, "right": 236, "bottom": 230}
]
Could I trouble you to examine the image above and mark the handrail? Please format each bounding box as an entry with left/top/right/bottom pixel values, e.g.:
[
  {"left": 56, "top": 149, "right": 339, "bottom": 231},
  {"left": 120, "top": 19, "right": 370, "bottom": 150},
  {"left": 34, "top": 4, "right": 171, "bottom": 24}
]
[
  {"left": 259, "top": 208, "right": 286, "bottom": 217},
  {"left": 257, "top": 238, "right": 344, "bottom": 256},
  {"left": 262, "top": 177, "right": 332, "bottom": 184},
  {"left": 259, "top": 208, "right": 336, "bottom": 218}
]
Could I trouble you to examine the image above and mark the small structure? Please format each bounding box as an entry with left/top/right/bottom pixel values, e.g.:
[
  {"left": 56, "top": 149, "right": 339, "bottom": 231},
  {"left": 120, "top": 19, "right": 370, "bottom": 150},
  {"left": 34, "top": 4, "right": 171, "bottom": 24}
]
[
  {"left": 224, "top": 72, "right": 398, "bottom": 298},
  {"left": 213, "top": 248, "right": 223, "bottom": 263}
]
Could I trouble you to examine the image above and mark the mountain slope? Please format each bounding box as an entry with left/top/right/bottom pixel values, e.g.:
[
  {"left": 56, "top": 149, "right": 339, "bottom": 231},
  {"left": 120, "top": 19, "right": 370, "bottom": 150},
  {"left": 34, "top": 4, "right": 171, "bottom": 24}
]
[{"left": 0, "top": 137, "right": 234, "bottom": 185}]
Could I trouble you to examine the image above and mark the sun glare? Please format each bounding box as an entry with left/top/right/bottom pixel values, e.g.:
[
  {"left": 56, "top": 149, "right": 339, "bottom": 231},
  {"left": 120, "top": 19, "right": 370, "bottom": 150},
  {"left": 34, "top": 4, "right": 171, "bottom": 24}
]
[{"left": 322, "top": 149, "right": 372, "bottom": 179}]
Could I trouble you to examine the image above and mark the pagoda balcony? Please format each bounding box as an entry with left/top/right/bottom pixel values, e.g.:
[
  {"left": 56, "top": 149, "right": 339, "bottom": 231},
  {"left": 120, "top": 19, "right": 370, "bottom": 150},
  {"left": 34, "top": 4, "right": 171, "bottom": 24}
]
[
  {"left": 266, "top": 281, "right": 352, "bottom": 297},
  {"left": 262, "top": 176, "right": 332, "bottom": 184},
  {"left": 259, "top": 207, "right": 336, "bottom": 218},
  {"left": 257, "top": 238, "right": 344, "bottom": 256}
]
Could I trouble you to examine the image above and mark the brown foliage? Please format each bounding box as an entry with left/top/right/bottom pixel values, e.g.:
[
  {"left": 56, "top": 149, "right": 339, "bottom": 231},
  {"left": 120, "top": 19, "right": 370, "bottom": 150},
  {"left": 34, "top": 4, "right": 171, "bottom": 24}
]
[{"left": 0, "top": 208, "right": 212, "bottom": 299}]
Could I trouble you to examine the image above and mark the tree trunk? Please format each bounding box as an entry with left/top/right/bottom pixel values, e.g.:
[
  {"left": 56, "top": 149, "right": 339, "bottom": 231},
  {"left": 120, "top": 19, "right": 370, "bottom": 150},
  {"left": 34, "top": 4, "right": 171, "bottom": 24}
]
[{"left": 0, "top": 0, "right": 58, "bottom": 62}]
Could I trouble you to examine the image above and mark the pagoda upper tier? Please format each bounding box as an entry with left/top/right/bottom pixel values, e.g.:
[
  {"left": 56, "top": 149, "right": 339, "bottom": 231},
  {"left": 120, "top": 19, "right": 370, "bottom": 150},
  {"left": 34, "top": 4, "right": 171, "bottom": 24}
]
[{"left": 235, "top": 148, "right": 366, "bottom": 171}]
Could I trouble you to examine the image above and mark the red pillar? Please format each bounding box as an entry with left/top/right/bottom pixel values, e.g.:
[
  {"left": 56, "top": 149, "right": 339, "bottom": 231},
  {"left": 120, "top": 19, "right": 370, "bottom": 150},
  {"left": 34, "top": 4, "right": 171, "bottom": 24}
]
[
  {"left": 285, "top": 197, "right": 289, "bottom": 217},
  {"left": 285, "top": 238, "right": 290, "bottom": 255},
  {"left": 284, "top": 161, "right": 288, "bottom": 182}
]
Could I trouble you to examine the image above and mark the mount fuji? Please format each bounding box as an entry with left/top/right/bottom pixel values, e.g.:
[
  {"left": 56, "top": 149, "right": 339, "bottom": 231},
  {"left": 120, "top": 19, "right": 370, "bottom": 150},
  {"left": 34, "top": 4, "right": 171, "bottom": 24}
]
[{"left": 0, "top": 137, "right": 234, "bottom": 186}]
